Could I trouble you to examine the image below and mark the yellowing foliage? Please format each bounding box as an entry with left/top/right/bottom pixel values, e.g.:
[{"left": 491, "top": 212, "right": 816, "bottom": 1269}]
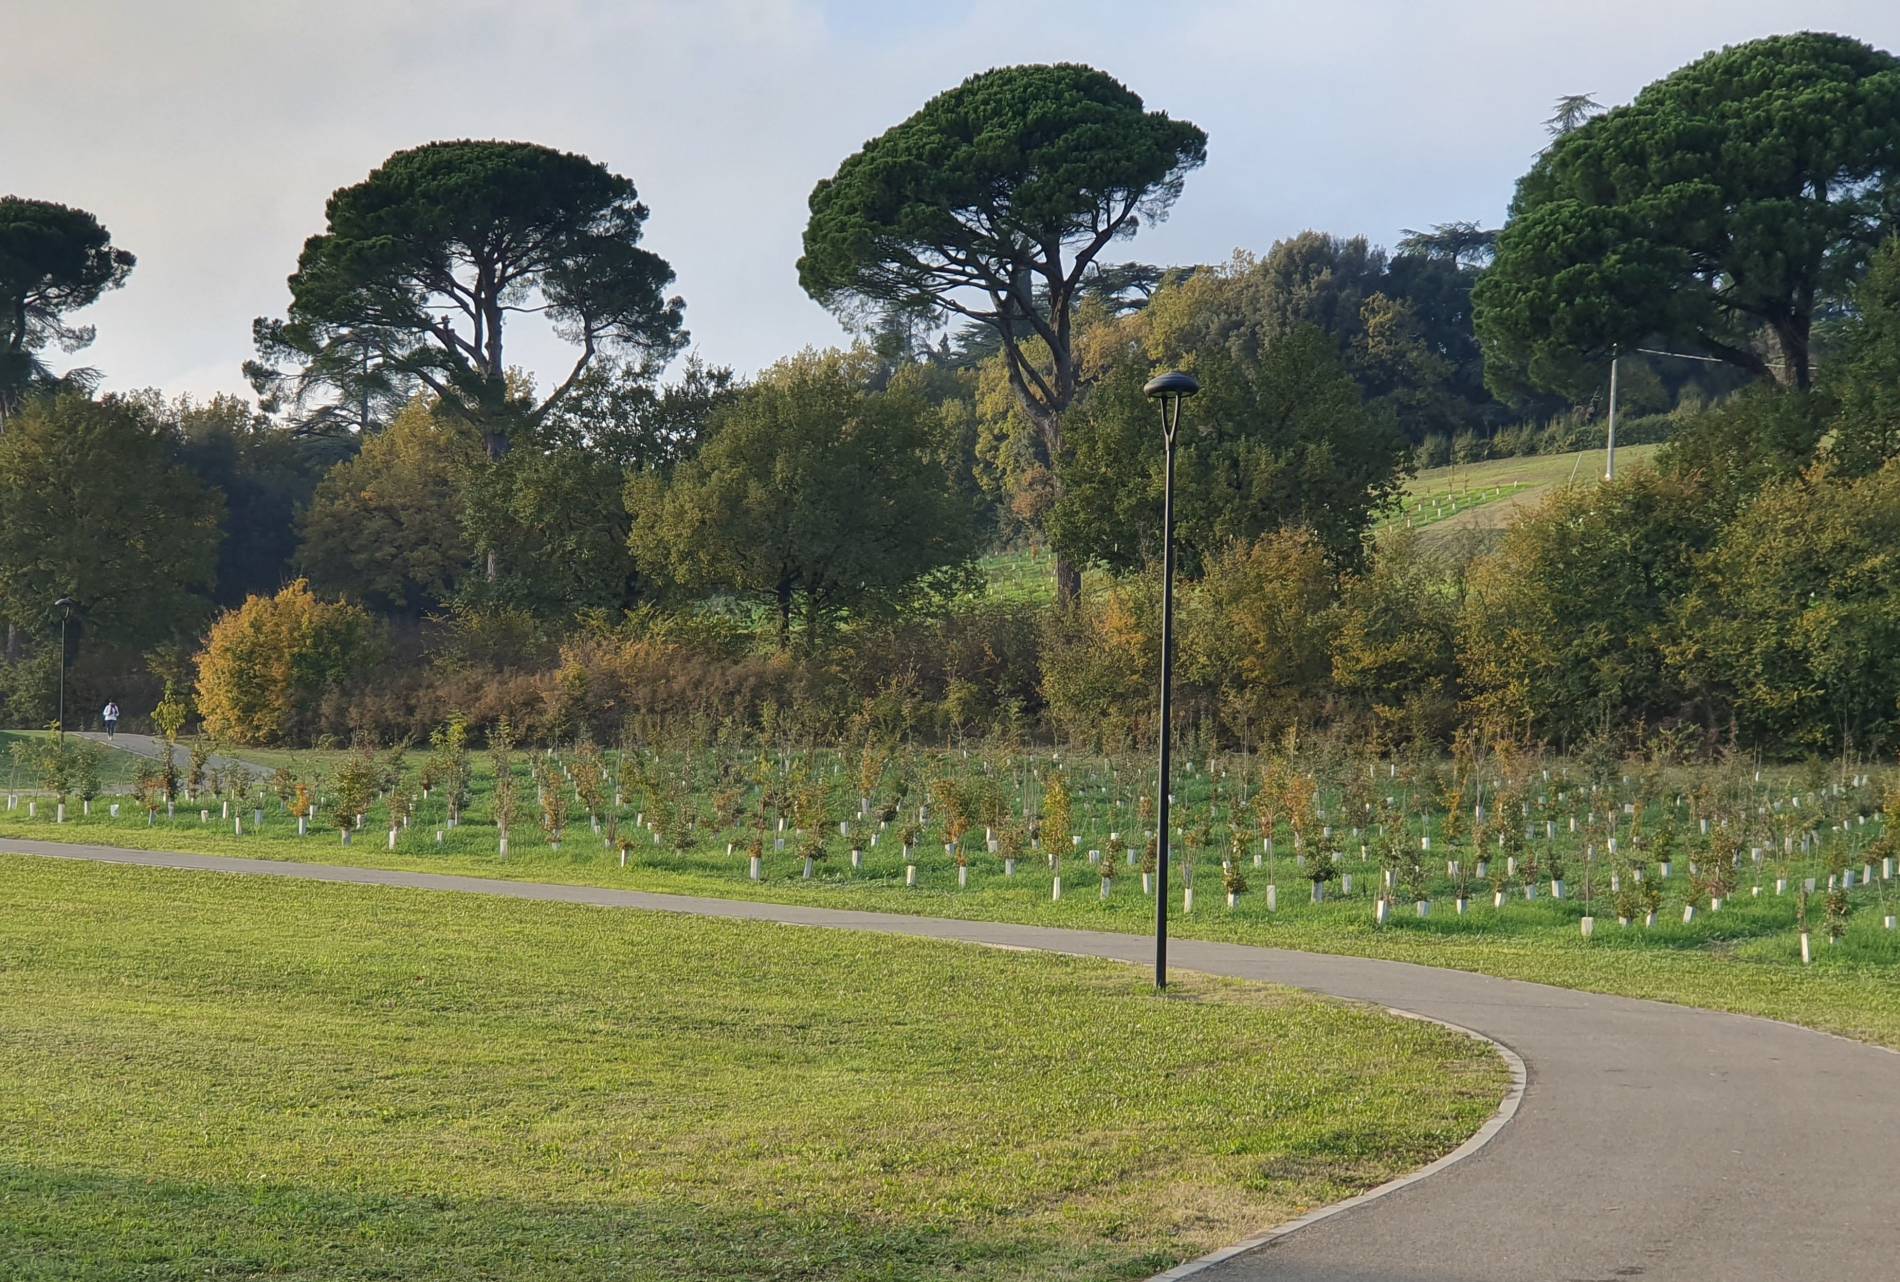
[{"left": 194, "top": 580, "right": 383, "bottom": 746}]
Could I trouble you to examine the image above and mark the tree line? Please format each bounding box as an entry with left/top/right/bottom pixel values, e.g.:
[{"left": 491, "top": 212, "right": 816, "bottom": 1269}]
[{"left": 2, "top": 33, "right": 1898, "bottom": 756}]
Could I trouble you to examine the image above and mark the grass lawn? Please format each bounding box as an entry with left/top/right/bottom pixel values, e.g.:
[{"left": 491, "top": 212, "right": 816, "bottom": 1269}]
[{"left": 0, "top": 856, "right": 1504, "bottom": 1282}]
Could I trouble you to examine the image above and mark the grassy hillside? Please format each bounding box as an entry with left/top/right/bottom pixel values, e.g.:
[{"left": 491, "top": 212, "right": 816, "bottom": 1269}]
[
  {"left": 1390, "top": 445, "right": 1664, "bottom": 546},
  {"left": 980, "top": 444, "right": 1668, "bottom": 601}
]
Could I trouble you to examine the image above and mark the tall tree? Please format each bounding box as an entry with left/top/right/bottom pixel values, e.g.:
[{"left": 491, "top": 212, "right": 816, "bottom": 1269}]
[
  {"left": 0, "top": 395, "right": 221, "bottom": 655},
  {"left": 132, "top": 392, "right": 330, "bottom": 607},
  {"left": 538, "top": 356, "right": 738, "bottom": 471},
  {"left": 629, "top": 350, "right": 985, "bottom": 648},
  {"left": 1672, "top": 459, "right": 1900, "bottom": 752},
  {"left": 1475, "top": 34, "right": 1900, "bottom": 398},
  {"left": 798, "top": 63, "right": 1206, "bottom": 603},
  {"left": 1050, "top": 330, "right": 1408, "bottom": 573},
  {"left": 0, "top": 197, "right": 135, "bottom": 419},
  {"left": 298, "top": 399, "right": 483, "bottom": 616},
  {"left": 249, "top": 140, "right": 686, "bottom": 462}
]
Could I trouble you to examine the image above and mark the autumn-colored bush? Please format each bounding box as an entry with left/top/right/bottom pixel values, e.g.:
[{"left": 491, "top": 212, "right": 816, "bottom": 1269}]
[{"left": 194, "top": 580, "right": 385, "bottom": 745}]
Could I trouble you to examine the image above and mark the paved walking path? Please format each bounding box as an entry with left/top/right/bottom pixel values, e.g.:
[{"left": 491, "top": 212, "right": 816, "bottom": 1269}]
[
  {"left": 7, "top": 838, "right": 1898, "bottom": 1280},
  {"left": 69, "top": 731, "right": 275, "bottom": 779}
]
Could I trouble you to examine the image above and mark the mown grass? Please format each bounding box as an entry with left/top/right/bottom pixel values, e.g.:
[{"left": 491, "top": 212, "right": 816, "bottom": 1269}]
[{"left": 0, "top": 856, "right": 1504, "bottom": 1282}]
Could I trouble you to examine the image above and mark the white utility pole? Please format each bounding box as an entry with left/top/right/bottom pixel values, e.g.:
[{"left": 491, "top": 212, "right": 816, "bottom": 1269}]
[{"left": 1604, "top": 352, "right": 1619, "bottom": 481}]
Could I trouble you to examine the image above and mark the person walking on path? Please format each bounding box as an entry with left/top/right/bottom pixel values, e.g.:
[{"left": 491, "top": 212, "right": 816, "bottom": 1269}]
[{"left": 102, "top": 701, "right": 119, "bottom": 740}]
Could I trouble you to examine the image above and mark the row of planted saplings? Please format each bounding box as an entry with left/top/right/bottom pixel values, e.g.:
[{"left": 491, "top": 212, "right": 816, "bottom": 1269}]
[
  {"left": 63, "top": 728, "right": 1895, "bottom": 959},
  {"left": 679, "top": 754, "right": 1898, "bottom": 959}
]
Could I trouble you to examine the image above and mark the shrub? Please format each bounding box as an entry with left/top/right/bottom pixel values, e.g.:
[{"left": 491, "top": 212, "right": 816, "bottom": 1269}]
[
  {"left": 194, "top": 580, "right": 385, "bottom": 745},
  {"left": 1413, "top": 433, "right": 1451, "bottom": 470}
]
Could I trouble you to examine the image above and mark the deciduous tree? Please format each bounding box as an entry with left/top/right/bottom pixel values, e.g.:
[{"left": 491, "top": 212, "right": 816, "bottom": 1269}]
[
  {"left": 0, "top": 395, "right": 221, "bottom": 652},
  {"left": 629, "top": 350, "right": 984, "bottom": 648},
  {"left": 194, "top": 579, "right": 384, "bottom": 745},
  {"left": 298, "top": 399, "right": 483, "bottom": 615}
]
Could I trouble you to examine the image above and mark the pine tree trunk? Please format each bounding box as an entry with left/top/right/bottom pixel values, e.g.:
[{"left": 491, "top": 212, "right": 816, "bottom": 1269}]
[{"left": 1054, "top": 555, "right": 1082, "bottom": 608}]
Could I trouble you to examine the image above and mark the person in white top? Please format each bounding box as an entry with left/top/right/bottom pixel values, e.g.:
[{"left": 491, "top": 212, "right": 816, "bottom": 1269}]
[{"left": 102, "top": 701, "right": 120, "bottom": 740}]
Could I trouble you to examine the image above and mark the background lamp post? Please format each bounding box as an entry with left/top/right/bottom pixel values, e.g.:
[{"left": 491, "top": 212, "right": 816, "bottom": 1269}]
[
  {"left": 1143, "top": 370, "right": 1199, "bottom": 990},
  {"left": 54, "top": 596, "right": 76, "bottom": 740}
]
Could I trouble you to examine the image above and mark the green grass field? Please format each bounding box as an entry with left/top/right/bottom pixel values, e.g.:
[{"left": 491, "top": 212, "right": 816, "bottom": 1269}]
[
  {"left": 1392, "top": 445, "right": 1664, "bottom": 545},
  {"left": 0, "top": 856, "right": 1504, "bottom": 1282}
]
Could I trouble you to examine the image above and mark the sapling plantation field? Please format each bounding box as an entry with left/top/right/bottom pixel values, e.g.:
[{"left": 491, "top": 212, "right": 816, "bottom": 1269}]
[
  {"left": 0, "top": 856, "right": 1505, "bottom": 1282},
  {"left": 5, "top": 727, "right": 1899, "bottom": 1049}
]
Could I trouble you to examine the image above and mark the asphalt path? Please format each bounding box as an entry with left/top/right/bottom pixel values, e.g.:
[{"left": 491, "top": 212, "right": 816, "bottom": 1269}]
[
  {"left": 67, "top": 730, "right": 274, "bottom": 778},
  {"left": 7, "top": 839, "right": 1897, "bottom": 1281}
]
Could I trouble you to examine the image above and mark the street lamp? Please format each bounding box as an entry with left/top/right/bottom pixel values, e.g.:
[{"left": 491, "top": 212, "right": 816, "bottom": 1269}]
[
  {"left": 1143, "top": 370, "right": 1199, "bottom": 990},
  {"left": 1604, "top": 350, "right": 1620, "bottom": 481},
  {"left": 53, "top": 597, "right": 75, "bottom": 740}
]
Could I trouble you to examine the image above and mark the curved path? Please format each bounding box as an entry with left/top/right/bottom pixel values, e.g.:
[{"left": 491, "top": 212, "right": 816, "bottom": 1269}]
[{"left": 8, "top": 839, "right": 1898, "bottom": 1280}]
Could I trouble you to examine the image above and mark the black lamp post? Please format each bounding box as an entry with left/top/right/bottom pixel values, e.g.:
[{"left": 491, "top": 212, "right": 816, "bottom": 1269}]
[
  {"left": 1143, "top": 371, "right": 1199, "bottom": 990},
  {"left": 53, "top": 596, "right": 76, "bottom": 741}
]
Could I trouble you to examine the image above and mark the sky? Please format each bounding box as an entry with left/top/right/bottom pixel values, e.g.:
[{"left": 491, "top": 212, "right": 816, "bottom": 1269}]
[{"left": 5, "top": 0, "right": 1900, "bottom": 403}]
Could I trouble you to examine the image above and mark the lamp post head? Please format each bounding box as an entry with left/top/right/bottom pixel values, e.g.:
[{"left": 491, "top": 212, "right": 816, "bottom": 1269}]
[
  {"left": 54, "top": 597, "right": 75, "bottom": 613},
  {"left": 1143, "top": 371, "right": 1200, "bottom": 400}
]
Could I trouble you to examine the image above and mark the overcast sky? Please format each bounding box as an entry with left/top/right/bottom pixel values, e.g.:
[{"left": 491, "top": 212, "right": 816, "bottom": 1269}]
[{"left": 5, "top": 0, "right": 1899, "bottom": 403}]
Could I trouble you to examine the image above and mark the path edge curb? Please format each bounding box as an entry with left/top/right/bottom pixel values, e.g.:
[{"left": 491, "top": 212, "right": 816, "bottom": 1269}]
[{"left": 1142, "top": 1008, "right": 1528, "bottom": 1282}]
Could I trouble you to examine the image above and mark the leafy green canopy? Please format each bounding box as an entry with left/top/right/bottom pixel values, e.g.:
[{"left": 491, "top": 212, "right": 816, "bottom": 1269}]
[
  {"left": 0, "top": 395, "right": 222, "bottom": 650},
  {"left": 1826, "top": 236, "right": 1900, "bottom": 476},
  {"left": 250, "top": 140, "right": 685, "bottom": 450},
  {"left": 799, "top": 63, "right": 1205, "bottom": 430},
  {"left": 1475, "top": 32, "right": 1900, "bottom": 397},
  {"left": 1675, "top": 458, "right": 1900, "bottom": 751},
  {"left": 630, "top": 350, "right": 985, "bottom": 648},
  {"left": 0, "top": 197, "right": 135, "bottom": 416},
  {"left": 1051, "top": 331, "right": 1407, "bottom": 573}
]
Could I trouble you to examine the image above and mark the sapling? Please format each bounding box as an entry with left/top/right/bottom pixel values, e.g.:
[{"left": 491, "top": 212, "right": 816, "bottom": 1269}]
[
  {"left": 330, "top": 747, "right": 378, "bottom": 846},
  {"left": 1222, "top": 829, "right": 1248, "bottom": 909},
  {"left": 1306, "top": 844, "right": 1338, "bottom": 904},
  {"left": 535, "top": 758, "right": 566, "bottom": 850},
  {"left": 996, "top": 817, "right": 1025, "bottom": 876},
  {"left": 569, "top": 738, "right": 607, "bottom": 837},
  {"left": 1825, "top": 886, "right": 1852, "bottom": 946},
  {"left": 1042, "top": 770, "right": 1071, "bottom": 893},
  {"left": 134, "top": 763, "right": 166, "bottom": 827},
  {"left": 73, "top": 742, "right": 102, "bottom": 817},
  {"left": 1640, "top": 879, "right": 1663, "bottom": 929},
  {"left": 186, "top": 738, "right": 214, "bottom": 802},
  {"left": 491, "top": 719, "right": 518, "bottom": 858}
]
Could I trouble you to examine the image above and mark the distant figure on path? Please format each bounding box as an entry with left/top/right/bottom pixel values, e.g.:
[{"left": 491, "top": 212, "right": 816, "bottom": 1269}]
[{"left": 102, "top": 701, "right": 120, "bottom": 740}]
